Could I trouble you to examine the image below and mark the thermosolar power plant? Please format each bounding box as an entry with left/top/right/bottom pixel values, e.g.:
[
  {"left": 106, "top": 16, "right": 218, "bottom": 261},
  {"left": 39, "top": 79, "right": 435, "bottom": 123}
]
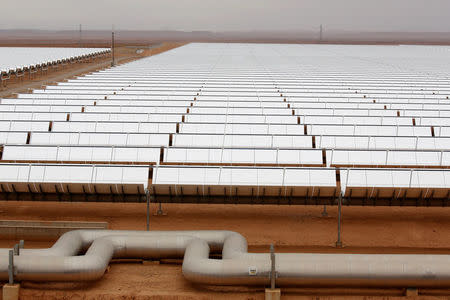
[
  {"left": 1, "top": 43, "right": 450, "bottom": 296},
  {"left": 0, "top": 47, "right": 110, "bottom": 73},
  {"left": 0, "top": 43, "right": 450, "bottom": 206}
]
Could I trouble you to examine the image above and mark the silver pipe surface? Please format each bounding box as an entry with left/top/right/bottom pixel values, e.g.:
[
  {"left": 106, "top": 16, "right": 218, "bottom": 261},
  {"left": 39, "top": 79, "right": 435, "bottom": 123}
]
[{"left": 0, "top": 229, "right": 449, "bottom": 287}]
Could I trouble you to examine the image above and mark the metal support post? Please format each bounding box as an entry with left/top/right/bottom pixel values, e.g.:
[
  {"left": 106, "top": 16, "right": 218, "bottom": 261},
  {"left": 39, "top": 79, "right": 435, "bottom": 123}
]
[
  {"left": 145, "top": 189, "right": 150, "bottom": 231},
  {"left": 12, "top": 240, "right": 23, "bottom": 256},
  {"left": 8, "top": 249, "right": 14, "bottom": 284},
  {"left": 321, "top": 204, "right": 328, "bottom": 217},
  {"left": 335, "top": 193, "right": 343, "bottom": 247},
  {"left": 270, "top": 244, "right": 276, "bottom": 289},
  {"left": 111, "top": 30, "right": 115, "bottom": 67},
  {"left": 156, "top": 201, "right": 165, "bottom": 215}
]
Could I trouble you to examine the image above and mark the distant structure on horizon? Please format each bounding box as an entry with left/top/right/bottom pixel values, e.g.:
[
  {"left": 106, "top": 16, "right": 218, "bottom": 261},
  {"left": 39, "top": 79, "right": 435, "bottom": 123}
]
[
  {"left": 78, "top": 24, "right": 82, "bottom": 48},
  {"left": 319, "top": 24, "right": 323, "bottom": 42}
]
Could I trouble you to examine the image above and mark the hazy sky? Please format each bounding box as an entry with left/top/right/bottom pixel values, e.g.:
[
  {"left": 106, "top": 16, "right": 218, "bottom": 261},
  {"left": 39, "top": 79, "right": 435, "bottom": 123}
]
[{"left": 1, "top": 0, "right": 450, "bottom": 32}]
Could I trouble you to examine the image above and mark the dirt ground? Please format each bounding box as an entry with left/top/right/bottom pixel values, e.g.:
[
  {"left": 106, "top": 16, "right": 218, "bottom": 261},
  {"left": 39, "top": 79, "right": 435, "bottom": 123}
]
[{"left": 1, "top": 201, "right": 450, "bottom": 299}]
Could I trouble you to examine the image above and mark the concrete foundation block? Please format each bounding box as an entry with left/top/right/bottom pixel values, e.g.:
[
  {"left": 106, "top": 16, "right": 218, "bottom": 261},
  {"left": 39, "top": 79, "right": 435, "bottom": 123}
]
[
  {"left": 3, "top": 283, "right": 20, "bottom": 300},
  {"left": 265, "top": 288, "right": 281, "bottom": 300}
]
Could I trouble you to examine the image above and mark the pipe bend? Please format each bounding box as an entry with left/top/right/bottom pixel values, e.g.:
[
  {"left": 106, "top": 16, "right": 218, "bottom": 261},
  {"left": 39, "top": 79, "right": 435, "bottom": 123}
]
[
  {"left": 0, "top": 231, "right": 249, "bottom": 282},
  {"left": 10, "top": 230, "right": 244, "bottom": 258},
  {"left": 182, "top": 237, "right": 271, "bottom": 285},
  {"left": 20, "top": 229, "right": 85, "bottom": 257},
  {"left": 222, "top": 232, "right": 248, "bottom": 259},
  {"left": 14, "top": 236, "right": 115, "bottom": 281}
]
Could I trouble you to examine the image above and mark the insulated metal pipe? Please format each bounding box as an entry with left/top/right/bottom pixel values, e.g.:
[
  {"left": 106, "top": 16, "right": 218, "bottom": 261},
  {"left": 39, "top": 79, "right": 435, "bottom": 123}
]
[{"left": 0, "top": 229, "right": 449, "bottom": 287}]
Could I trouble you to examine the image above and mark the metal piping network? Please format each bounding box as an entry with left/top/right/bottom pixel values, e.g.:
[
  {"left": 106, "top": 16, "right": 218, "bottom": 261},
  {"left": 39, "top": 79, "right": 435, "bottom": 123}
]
[{"left": 1, "top": 230, "right": 450, "bottom": 287}]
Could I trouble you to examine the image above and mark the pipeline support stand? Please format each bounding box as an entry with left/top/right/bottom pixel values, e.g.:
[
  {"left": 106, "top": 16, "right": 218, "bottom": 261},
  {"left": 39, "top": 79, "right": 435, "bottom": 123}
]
[
  {"left": 265, "top": 244, "right": 280, "bottom": 300},
  {"left": 154, "top": 201, "right": 166, "bottom": 216},
  {"left": 8, "top": 249, "right": 13, "bottom": 285},
  {"left": 321, "top": 204, "right": 328, "bottom": 217},
  {"left": 3, "top": 248, "right": 20, "bottom": 300}
]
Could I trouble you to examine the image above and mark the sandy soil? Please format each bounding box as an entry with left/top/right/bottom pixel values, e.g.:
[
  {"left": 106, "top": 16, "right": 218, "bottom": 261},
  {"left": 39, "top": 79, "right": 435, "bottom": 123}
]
[{"left": 1, "top": 201, "right": 450, "bottom": 299}]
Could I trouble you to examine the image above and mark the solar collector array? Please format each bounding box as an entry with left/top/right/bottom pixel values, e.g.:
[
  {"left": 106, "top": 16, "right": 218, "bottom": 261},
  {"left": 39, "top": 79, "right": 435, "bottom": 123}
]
[
  {"left": 0, "top": 47, "right": 110, "bottom": 73},
  {"left": 0, "top": 43, "right": 450, "bottom": 205}
]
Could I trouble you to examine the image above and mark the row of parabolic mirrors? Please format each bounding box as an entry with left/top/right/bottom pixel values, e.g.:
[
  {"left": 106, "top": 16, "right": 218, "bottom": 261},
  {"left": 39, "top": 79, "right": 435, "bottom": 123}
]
[
  {"left": 0, "top": 43, "right": 450, "bottom": 205},
  {"left": 0, "top": 47, "right": 110, "bottom": 74}
]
